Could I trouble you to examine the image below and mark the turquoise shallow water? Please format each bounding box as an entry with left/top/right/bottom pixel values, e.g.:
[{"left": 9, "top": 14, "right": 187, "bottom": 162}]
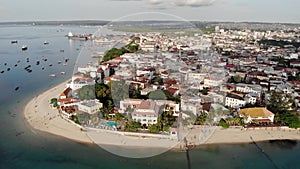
[{"left": 0, "top": 24, "right": 300, "bottom": 169}]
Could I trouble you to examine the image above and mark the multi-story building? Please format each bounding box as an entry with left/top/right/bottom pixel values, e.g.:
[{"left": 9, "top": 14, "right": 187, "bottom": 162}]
[
  {"left": 77, "top": 99, "right": 103, "bottom": 115},
  {"left": 225, "top": 93, "right": 246, "bottom": 108}
]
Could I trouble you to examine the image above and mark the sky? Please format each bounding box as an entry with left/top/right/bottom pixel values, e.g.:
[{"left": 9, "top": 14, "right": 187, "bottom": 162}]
[{"left": 0, "top": 0, "right": 299, "bottom": 23}]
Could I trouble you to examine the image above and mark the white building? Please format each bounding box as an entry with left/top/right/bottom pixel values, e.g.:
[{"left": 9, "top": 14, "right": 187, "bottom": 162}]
[
  {"left": 181, "top": 96, "right": 201, "bottom": 115},
  {"left": 120, "top": 98, "right": 179, "bottom": 126},
  {"left": 67, "top": 76, "right": 95, "bottom": 91},
  {"left": 204, "top": 78, "right": 223, "bottom": 88},
  {"left": 225, "top": 94, "right": 246, "bottom": 108},
  {"left": 77, "top": 99, "right": 103, "bottom": 114},
  {"left": 236, "top": 83, "right": 262, "bottom": 96}
]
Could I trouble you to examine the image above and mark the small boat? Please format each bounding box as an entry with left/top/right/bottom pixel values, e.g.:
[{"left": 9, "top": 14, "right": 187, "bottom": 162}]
[
  {"left": 42, "top": 67, "right": 45, "bottom": 70},
  {"left": 63, "top": 63, "right": 67, "bottom": 66},
  {"left": 7, "top": 68, "right": 10, "bottom": 71},
  {"left": 60, "top": 72, "right": 66, "bottom": 75},
  {"left": 49, "top": 64, "right": 53, "bottom": 67},
  {"left": 14, "top": 64, "right": 18, "bottom": 67},
  {"left": 22, "top": 45, "right": 28, "bottom": 51},
  {"left": 15, "top": 86, "right": 19, "bottom": 91},
  {"left": 17, "top": 60, "right": 21, "bottom": 63},
  {"left": 49, "top": 74, "right": 56, "bottom": 77},
  {"left": 36, "top": 61, "right": 40, "bottom": 65},
  {"left": 4, "top": 63, "right": 7, "bottom": 66},
  {"left": 11, "top": 40, "right": 18, "bottom": 44},
  {"left": 60, "top": 49, "right": 64, "bottom": 52},
  {"left": 57, "top": 61, "right": 61, "bottom": 64},
  {"left": 44, "top": 41, "right": 49, "bottom": 45},
  {"left": 0, "top": 70, "right": 4, "bottom": 73}
]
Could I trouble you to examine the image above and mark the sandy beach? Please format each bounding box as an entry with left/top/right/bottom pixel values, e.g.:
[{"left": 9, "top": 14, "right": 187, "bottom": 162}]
[
  {"left": 24, "top": 80, "right": 93, "bottom": 144},
  {"left": 24, "top": 81, "right": 300, "bottom": 151}
]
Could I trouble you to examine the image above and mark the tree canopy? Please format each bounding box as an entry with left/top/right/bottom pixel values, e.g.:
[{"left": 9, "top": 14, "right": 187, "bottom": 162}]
[{"left": 77, "top": 85, "right": 96, "bottom": 101}]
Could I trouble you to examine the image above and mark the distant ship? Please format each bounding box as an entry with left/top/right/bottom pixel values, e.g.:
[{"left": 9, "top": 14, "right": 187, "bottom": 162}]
[
  {"left": 22, "top": 45, "right": 28, "bottom": 51},
  {"left": 11, "top": 40, "right": 18, "bottom": 44},
  {"left": 44, "top": 41, "right": 49, "bottom": 45},
  {"left": 66, "top": 32, "right": 92, "bottom": 41}
]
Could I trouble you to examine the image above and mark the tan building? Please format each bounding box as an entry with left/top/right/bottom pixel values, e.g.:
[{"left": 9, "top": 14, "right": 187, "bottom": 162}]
[{"left": 238, "top": 107, "right": 275, "bottom": 124}]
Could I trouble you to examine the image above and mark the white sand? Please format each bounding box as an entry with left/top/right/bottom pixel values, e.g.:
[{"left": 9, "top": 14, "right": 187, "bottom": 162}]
[
  {"left": 205, "top": 126, "right": 300, "bottom": 145},
  {"left": 24, "top": 80, "right": 93, "bottom": 144},
  {"left": 24, "top": 81, "right": 300, "bottom": 150}
]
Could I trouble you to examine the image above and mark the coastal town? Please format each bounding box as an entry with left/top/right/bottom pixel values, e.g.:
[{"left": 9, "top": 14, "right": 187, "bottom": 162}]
[{"left": 44, "top": 25, "right": 300, "bottom": 147}]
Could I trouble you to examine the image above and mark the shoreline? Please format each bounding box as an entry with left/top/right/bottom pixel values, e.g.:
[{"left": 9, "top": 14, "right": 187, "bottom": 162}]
[
  {"left": 23, "top": 81, "right": 300, "bottom": 150},
  {"left": 23, "top": 79, "right": 94, "bottom": 144}
]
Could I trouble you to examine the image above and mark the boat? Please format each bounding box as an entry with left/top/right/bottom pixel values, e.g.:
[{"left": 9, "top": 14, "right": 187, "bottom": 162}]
[
  {"left": 49, "top": 64, "right": 53, "bottom": 67},
  {"left": 60, "top": 72, "right": 66, "bottom": 75},
  {"left": 11, "top": 40, "right": 18, "bottom": 44},
  {"left": 7, "top": 68, "right": 10, "bottom": 71},
  {"left": 43, "top": 41, "right": 49, "bottom": 45},
  {"left": 15, "top": 86, "right": 19, "bottom": 91},
  {"left": 0, "top": 70, "right": 4, "bottom": 73},
  {"left": 22, "top": 45, "right": 28, "bottom": 51},
  {"left": 49, "top": 74, "right": 56, "bottom": 77},
  {"left": 66, "top": 32, "right": 91, "bottom": 41}
]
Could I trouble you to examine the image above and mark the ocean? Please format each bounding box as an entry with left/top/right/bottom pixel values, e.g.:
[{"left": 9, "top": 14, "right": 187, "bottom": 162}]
[{"left": 0, "top": 24, "right": 300, "bottom": 169}]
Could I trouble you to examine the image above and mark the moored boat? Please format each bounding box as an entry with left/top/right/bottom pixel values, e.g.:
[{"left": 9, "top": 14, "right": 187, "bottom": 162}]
[
  {"left": 22, "top": 45, "right": 28, "bottom": 51},
  {"left": 11, "top": 40, "right": 18, "bottom": 44}
]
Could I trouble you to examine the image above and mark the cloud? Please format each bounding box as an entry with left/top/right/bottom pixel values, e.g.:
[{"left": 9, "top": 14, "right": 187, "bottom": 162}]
[
  {"left": 175, "top": 0, "right": 216, "bottom": 7},
  {"left": 109, "top": 0, "right": 216, "bottom": 10},
  {"left": 146, "top": 0, "right": 217, "bottom": 9},
  {"left": 148, "top": 0, "right": 164, "bottom": 5}
]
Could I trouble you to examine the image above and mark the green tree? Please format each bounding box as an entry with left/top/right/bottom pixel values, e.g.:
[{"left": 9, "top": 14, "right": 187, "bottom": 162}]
[
  {"left": 50, "top": 98, "right": 58, "bottom": 104},
  {"left": 149, "top": 124, "right": 160, "bottom": 133},
  {"left": 102, "top": 47, "right": 129, "bottom": 62},
  {"left": 200, "top": 88, "right": 209, "bottom": 95},
  {"left": 113, "top": 113, "right": 124, "bottom": 122},
  {"left": 127, "top": 45, "right": 139, "bottom": 53},
  {"left": 124, "top": 120, "right": 141, "bottom": 132},
  {"left": 218, "top": 118, "right": 229, "bottom": 128},
  {"left": 77, "top": 85, "right": 96, "bottom": 101},
  {"left": 111, "top": 80, "right": 129, "bottom": 107}
]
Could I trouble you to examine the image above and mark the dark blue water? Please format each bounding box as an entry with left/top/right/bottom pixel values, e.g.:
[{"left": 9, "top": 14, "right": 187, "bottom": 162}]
[{"left": 0, "top": 24, "right": 300, "bottom": 169}]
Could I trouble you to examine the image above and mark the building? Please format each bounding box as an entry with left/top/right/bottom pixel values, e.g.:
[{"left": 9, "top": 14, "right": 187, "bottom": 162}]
[
  {"left": 131, "top": 100, "right": 159, "bottom": 126},
  {"left": 77, "top": 99, "right": 103, "bottom": 114},
  {"left": 58, "top": 87, "right": 73, "bottom": 105},
  {"left": 59, "top": 87, "right": 72, "bottom": 100},
  {"left": 238, "top": 107, "right": 275, "bottom": 124},
  {"left": 67, "top": 76, "right": 95, "bottom": 90},
  {"left": 225, "top": 93, "right": 246, "bottom": 108},
  {"left": 204, "top": 77, "right": 223, "bottom": 88},
  {"left": 120, "top": 98, "right": 179, "bottom": 126},
  {"left": 235, "top": 83, "right": 262, "bottom": 96}
]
